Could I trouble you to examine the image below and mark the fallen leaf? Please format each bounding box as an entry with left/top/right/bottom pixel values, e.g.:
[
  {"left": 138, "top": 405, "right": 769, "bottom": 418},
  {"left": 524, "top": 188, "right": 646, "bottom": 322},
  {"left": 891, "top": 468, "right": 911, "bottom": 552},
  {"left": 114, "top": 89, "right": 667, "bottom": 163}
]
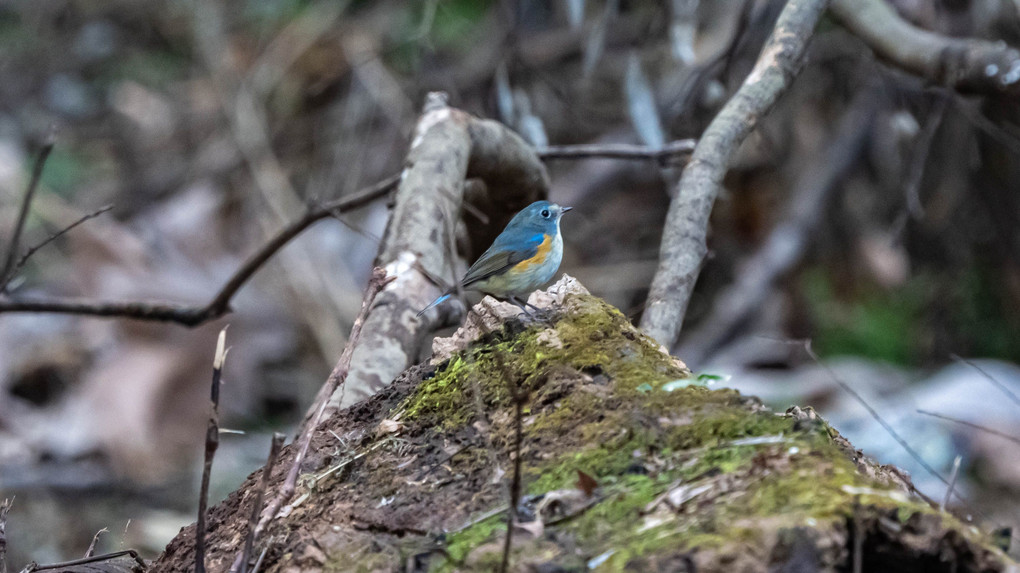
[
  {"left": 377, "top": 418, "right": 404, "bottom": 435},
  {"left": 575, "top": 469, "right": 598, "bottom": 497}
]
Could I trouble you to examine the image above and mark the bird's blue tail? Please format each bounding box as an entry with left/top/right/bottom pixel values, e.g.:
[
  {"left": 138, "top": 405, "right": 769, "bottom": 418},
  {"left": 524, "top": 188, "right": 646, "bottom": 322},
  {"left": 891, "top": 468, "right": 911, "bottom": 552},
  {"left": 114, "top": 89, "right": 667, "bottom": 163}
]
[{"left": 416, "top": 292, "right": 452, "bottom": 318}]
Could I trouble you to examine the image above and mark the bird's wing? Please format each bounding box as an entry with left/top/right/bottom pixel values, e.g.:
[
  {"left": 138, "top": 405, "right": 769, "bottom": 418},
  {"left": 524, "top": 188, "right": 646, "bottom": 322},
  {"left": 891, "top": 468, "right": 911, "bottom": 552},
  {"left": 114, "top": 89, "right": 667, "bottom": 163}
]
[{"left": 461, "top": 232, "right": 544, "bottom": 288}]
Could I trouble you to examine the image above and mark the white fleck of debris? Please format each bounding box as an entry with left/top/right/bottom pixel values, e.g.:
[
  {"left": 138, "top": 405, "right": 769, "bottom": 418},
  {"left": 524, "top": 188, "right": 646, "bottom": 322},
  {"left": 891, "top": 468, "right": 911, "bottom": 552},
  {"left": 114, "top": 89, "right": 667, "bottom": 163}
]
[
  {"left": 410, "top": 108, "right": 453, "bottom": 149},
  {"left": 384, "top": 251, "right": 417, "bottom": 277},
  {"left": 376, "top": 496, "right": 394, "bottom": 507},
  {"left": 985, "top": 64, "right": 999, "bottom": 77},
  {"left": 805, "top": 517, "right": 817, "bottom": 527},
  {"left": 535, "top": 328, "right": 563, "bottom": 349},
  {"left": 587, "top": 549, "right": 616, "bottom": 569},
  {"left": 666, "top": 483, "right": 714, "bottom": 509},
  {"left": 729, "top": 434, "right": 787, "bottom": 446},
  {"left": 788, "top": 446, "right": 800, "bottom": 455}
]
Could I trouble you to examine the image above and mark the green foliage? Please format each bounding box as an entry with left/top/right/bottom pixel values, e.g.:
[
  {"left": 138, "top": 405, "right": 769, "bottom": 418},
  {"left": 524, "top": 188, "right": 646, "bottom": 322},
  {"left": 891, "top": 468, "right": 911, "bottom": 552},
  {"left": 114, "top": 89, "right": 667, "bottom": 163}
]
[
  {"left": 802, "top": 266, "right": 1020, "bottom": 364},
  {"left": 801, "top": 268, "right": 925, "bottom": 364},
  {"left": 950, "top": 268, "right": 1020, "bottom": 360}
]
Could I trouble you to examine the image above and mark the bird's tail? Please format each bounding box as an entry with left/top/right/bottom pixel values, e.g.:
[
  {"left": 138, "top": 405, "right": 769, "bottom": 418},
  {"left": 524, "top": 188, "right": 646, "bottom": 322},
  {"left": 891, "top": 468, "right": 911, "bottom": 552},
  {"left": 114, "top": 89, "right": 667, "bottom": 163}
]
[{"left": 416, "top": 290, "right": 453, "bottom": 318}]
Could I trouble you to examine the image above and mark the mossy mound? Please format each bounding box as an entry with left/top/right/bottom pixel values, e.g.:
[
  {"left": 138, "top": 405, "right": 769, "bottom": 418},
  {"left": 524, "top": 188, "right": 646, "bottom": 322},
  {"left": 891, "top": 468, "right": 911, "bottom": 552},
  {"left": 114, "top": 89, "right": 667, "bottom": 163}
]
[{"left": 151, "top": 289, "right": 1013, "bottom": 573}]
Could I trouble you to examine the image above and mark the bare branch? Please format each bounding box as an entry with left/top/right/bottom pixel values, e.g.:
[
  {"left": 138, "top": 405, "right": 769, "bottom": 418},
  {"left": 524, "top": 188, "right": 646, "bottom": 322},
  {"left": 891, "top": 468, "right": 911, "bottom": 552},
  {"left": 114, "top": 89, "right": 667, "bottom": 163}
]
[
  {"left": 536, "top": 139, "right": 696, "bottom": 163},
  {"left": 2, "top": 137, "right": 55, "bottom": 286},
  {"left": 916, "top": 409, "right": 1020, "bottom": 447},
  {"left": 0, "top": 175, "right": 399, "bottom": 325},
  {"left": 1, "top": 204, "right": 113, "bottom": 293},
  {"left": 20, "top": 550, "right": 147, "bottom": 573},
  {"left": 831, "top": 0, "right": 1020, "bottom": 94},
  {"left": 641, "top": 0, "right": 832, "bottom": 347},
  {"left": 951, "top": 354, "right": 1020, "bottom": 408},
  {"left": 0, "top": 135, "right": 669, "bottom": 327}
]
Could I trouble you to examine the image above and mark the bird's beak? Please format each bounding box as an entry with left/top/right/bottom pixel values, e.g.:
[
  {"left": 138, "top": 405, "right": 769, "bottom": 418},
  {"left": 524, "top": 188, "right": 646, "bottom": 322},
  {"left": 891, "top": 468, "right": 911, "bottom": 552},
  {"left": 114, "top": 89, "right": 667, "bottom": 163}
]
[{"left": 561, "top": 206, "right": 573, "bottom": 213}]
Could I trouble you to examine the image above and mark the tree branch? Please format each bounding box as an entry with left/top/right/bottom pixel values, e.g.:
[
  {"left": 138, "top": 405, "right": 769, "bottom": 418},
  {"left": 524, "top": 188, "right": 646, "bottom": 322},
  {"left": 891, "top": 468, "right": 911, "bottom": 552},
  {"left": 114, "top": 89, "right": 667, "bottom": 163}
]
[
  {"left": 830, "top": 0, "right": 1020, "bottom": 94},
  {"left": 1, "top": 137, "right": 55, "bottom": 287},
  {"left": 0, "top": 135, "right": 682, "bottom": 327},
  {"left": 0, "top": 175, "right": 400, "bottom": 326},
  {"left": 536, "top": 139, "right": 696, "bottom": 163},
  {"left": 641, "top": 0, "right": 832, "bottom": 347},
  {"left": 1, "top": 204, "right": 113, "bottom": 293}
]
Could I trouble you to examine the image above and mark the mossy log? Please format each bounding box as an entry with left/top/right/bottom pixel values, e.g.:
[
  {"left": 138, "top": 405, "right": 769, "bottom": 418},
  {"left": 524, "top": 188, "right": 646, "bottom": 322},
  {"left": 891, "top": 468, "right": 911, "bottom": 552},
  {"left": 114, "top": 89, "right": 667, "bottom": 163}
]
[{"left": 151, "top": 277, "right": 1014, "bottom": 573}]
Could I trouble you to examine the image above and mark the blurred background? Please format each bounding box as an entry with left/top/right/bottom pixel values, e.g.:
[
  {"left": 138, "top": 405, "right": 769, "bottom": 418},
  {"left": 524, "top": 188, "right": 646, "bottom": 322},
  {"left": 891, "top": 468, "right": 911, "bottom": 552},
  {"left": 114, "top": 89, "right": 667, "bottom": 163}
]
[{"left": 0, "top": 0, "right": 1019, "bottom": 565}]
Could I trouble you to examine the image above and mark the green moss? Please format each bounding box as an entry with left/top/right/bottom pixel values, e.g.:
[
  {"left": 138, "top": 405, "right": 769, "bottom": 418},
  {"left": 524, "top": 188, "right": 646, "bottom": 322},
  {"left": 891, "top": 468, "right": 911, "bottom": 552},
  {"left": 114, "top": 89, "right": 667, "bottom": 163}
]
[
  {"left": 437, "top": 515, "right": 506, "bottom": 571},
  {"left": 402, "top": 294, "right": 690, "bottom": 432},
  {"left": 408, "top": 292, "right": 1008, "bottom": 571}
]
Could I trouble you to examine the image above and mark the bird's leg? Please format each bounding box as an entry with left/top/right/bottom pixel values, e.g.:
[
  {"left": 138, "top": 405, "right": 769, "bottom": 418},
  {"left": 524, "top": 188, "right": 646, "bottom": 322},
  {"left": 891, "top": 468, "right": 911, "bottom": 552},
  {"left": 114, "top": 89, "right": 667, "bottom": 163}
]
[
  {"left": 508, "top": 296, "right": 535, "bottom": 317},
  {"left": 510, "top": 296, "right": 553, "bottom": 321}
]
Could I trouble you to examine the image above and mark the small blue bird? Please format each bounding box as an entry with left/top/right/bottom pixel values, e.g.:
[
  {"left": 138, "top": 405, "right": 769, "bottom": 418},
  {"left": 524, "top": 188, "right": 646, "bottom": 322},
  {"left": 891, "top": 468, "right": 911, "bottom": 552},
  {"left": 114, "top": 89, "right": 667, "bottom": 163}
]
[{"left": 418, "top": 200, "right": 572, "bottom": 317}]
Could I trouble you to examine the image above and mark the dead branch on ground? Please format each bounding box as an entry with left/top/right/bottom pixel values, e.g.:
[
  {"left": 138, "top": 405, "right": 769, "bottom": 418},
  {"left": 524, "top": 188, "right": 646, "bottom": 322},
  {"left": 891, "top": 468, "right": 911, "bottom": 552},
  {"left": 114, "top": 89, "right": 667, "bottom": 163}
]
[{"left": 830, "top": 0, "right": 1020, "bottom": 94}]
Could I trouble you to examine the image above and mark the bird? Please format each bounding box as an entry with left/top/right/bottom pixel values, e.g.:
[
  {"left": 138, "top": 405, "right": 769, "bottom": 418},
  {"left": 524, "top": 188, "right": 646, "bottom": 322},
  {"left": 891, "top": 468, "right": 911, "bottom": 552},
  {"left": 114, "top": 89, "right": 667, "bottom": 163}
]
[{"left": 418, "top": 200, "right": 572, "bottom": 317}]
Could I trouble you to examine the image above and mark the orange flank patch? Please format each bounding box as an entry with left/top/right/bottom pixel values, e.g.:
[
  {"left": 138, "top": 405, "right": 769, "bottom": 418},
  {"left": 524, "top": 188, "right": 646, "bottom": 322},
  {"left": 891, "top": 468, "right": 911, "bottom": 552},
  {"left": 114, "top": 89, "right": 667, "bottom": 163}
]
[{"left": 514, "top": 234, "right": 551, "bottom": 271}]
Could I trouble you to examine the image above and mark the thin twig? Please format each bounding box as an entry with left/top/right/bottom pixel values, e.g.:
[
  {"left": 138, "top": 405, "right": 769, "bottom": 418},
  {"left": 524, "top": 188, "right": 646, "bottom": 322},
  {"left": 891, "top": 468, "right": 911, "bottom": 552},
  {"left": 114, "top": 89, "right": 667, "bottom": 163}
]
[
  {"left": 852, "top": 500, "right": 863, "bottom": 573},
  {"left": 499, "top": 394, "right": 525, "bottom": 573},
  {"left": 941, "top": 455, "right": 962, "bottom": 512},
  {"left": 0, "top": 175, "right": 399, "bottom": 325},
  {"left": 0, "top": 136, "right": 695, "bottom": 325},
  {"left": 903, "top": 94, "right": 948, "bottom": 220},
  {"left": 536, "top": 139, "right": 696, "bottom": 163},
  {"left": 250, "top": 547, "right": 269, "bottom": 573},
  {"left": 951, "top": 354, "right": 1020, "bottom": 408},
  {"left": 1, "top": 204, "right": 114, "bottom": 292},
  {"left": 234, "top": 433, "right": 286, "bottom": 573},
  {"left": 84, "top": 527, "right": 108, "bottom": 558},
  {"left": 196, "top": 328, "right": 228, "bottom": 573},
  {"left": 916, "top": 409, "right": 1020, "bottom": 447},
  {"left": 800, "top": 341, "right": 970, "bottom": 507},
  {"left": 253, "top": 268, "right": 391, "bottom": 542},
  {"left": 20, "top": 550, "right": 147, "bottom": 573},
  {"left": 2, "top": 137, "right": 55, "bottom": 286},
  {"left": 0, "top": 498, "right": 12, "bottom": 573}
]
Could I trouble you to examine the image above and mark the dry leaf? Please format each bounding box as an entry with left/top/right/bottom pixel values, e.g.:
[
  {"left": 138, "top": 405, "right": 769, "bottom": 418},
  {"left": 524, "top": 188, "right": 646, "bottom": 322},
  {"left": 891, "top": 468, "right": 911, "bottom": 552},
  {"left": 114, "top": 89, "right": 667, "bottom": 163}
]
[{"left": 576, "top": 469, "right": 598, "bottom": 497}]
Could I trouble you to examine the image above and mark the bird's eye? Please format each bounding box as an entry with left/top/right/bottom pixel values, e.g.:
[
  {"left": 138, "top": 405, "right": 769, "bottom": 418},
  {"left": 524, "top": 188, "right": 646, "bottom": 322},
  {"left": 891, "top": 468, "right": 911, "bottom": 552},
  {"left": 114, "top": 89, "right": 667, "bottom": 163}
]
[{"left": 541, "top": 209, "right": 550, "bottom": 218}]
